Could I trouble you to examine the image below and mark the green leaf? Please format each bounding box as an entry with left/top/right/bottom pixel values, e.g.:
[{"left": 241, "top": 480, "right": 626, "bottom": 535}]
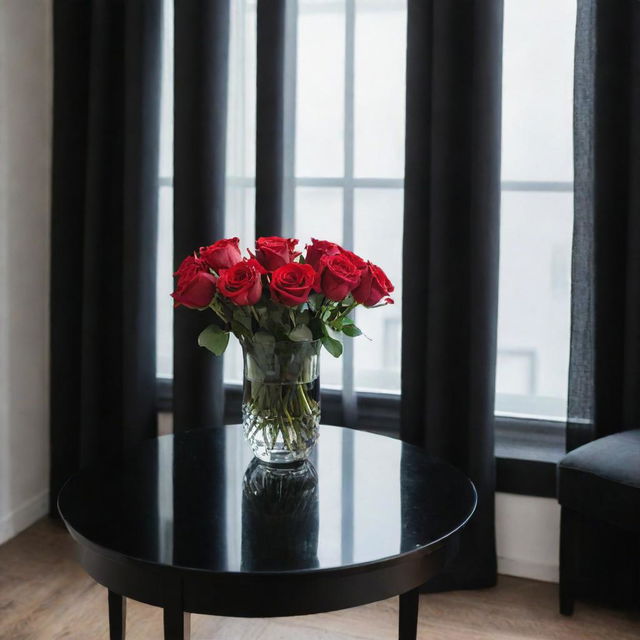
[
  {"left": 289, "top": 324, "right": 313, "bottom": 342},
  {"left": 233, "top": 309, "right": 253, "bottom": 332},
  {"left": 231, "top": 320, "right": 252, "bottom": 341},
  {"left": 198, "top": 324, "right": 230, "bottom": 356},
  {"left": 309, "top": 317, "right": 325, "bottom": 340},
  {"left": 298, "top": 309, "right": 311, "bottom": 324},
  {"left": 342, "top": 323, "right": 362, "bottom": 337},
  {"left": 307, "top": 293, "right": 323, "bottom": 312},
  {"left": 322, "top": 334, "right": 343, "bottom": 358},
  {"left": 253, "top": 331, "right": 276, "bottom": 345}
]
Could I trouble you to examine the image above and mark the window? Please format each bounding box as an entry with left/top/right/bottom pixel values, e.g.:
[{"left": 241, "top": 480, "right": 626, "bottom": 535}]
[
  {"left": 156, "top": 0, "right": 577, "bottom": 433},
  {"left": 156, "top": 0, "right": 406, "bottom": 399},
  {"left": 293, "top": 0, "right": 406, "bottom": 393},
  {"left": 498, "top": 0, "right": 576, "bottom": 421}
]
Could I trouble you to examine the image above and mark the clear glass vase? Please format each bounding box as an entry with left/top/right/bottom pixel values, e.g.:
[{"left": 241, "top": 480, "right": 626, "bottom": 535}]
[{"left": 242, "top": 339, "right": 321, "bottom": 464}]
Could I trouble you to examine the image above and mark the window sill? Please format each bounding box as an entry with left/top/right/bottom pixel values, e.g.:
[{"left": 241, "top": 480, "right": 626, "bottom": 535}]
[
  {"left": 495, "top": 416, "right": 564, "bottom": 498},
  {"left": 157, "top": 379, "right": 564, "bottom": 498}
]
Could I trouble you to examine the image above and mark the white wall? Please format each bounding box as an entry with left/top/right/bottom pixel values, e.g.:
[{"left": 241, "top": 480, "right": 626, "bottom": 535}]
[
  {"left": 0, "top": 0, "right": 52, "bottom": 545},
  {"left": 497, "top": 493, "right": 560, "bottom": 582}
]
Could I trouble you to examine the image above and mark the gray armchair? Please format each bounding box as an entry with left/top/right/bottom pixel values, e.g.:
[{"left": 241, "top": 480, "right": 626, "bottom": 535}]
[{"left": 557, "top": 429, "right": 640, "bottom": 614}]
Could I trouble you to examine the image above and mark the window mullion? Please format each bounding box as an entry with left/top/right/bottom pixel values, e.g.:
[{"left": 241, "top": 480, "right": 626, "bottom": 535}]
[
  {"left": 282, "top": 0, "right": 298, "bottom": 237},
  {"left": 342, "top": 0, "right": 357, "bottom": 427}
]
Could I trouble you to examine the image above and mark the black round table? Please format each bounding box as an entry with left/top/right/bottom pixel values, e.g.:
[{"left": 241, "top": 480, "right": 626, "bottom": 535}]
[{"left": 58, "top": 425, "right": 476, "bottom": 639}]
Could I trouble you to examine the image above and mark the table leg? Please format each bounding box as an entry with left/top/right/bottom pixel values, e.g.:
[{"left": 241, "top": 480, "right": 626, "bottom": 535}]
[
  {"left": 108, "top": 590, "right": 126, "bottom": 640},
  {"left": 399, "top": 588, "right": 419, "bottom": 640},
  {"left": 163, "top": 606, "right": 191, "bottom": 640}
]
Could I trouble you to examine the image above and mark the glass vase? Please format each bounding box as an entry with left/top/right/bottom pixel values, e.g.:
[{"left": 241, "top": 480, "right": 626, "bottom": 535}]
[{"left": 242, "top": 339, "right": 321, "bottom": 464}]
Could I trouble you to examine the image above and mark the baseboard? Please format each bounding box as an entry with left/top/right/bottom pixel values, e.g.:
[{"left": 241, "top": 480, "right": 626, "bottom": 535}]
[
  {"left": 0, "top": 489, "right": 49, "bottom": 545},
  {"left": 498, "top": 555, "right": 559, "bottom": 583}
]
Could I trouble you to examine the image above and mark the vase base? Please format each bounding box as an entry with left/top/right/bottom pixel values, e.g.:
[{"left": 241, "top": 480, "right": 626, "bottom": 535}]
[
  {"left": 254, "top": 457, "right": 306, "bottom": 469},
  {"left": 250, "top": 445, "right": 314, "bottom": 466}
]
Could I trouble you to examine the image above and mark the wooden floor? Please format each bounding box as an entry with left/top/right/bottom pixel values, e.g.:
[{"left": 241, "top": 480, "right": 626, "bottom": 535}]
[{"left": 1, "top": 519, "right": 639, "bottom": 640}]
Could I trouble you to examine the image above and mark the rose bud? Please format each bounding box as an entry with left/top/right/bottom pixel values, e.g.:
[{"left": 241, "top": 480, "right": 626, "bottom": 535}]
[
  {"left": 254, "top": 236, "right": 300, "bottom": 271},
  {"left": 305, "top": 238, "right": 341, "bottom": 270},
  {"left": 314, "top": 254, "right": 362, "bottom": 301},
  {"left": 217, "top": 258, "right": 266, "bottom": 306},
  {"left": 352, "top": 262, "right": 395, "bottom": 307},
  {"left": 171, "top": 255, "right": 218, "bottom": 308},
  {"left": 199, "top": 237, "right": 242, "bottom": 272},
  {"left": 270, "top": 263, "right": 316, "bottom": 307}
]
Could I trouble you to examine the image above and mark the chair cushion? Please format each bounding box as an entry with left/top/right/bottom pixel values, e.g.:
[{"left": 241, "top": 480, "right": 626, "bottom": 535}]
[{"left": 558, "top": 429, "right": 640, "bottom": 532}]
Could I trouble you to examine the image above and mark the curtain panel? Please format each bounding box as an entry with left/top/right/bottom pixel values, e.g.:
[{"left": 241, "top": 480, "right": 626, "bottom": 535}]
[
  {"left": 256, "top": 0, "right": 287, "bottom": 238},
  {"left": 568, "top": 0, "right": 640, "bottom": 451},
  {"left": 401, "top": 0, "right": 503, "bottom": 590},
  {"left": 172, "top": 0, "right": 230, "bottom": 433},
  {"left": 564, "top": 0, "right": 640, "bottom": 606},
  {"left": 50, "top": 0, "right": 162, "bottom": 513}
]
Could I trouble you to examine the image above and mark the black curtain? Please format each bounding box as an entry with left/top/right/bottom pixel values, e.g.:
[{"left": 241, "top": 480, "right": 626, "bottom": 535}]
[
  {"left": 50, "top": 0, "right": 162, "bottom": 513},
  {"left": 172, "top": 0, "right": 230, "bottom": 432},
  {"left": 255, "top": 0, "right": 286, "bottom": 238},
  {"left": 401, "top": 0, "right": 503, "bottom": 590},
  {"left": 568, "top": 0, "right": 640, "bottom": 451}
]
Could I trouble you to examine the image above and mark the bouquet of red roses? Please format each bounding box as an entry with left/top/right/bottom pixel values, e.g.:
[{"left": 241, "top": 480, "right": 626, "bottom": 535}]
[
  {"left": 172, "top": 236, "right": 394, "bottom": 357},
  {"left": 172, "top": 236, "right": 394, "bottom": 463}
]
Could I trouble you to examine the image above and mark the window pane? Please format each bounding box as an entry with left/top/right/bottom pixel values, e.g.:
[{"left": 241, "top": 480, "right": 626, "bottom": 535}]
[
  {"left": 501, "top": 0, "right": 576, "bottom": 182},
  {"left": 296, "top": 1, "right": 345, "bottom": 177},
  {"left": 157, "top": 0, "right": 174, "bottom": 378},
  {"left": 354, "top": 0, "right": 406, "bottom": 178},
  {"left": 496, "top": 191, "right": 573, "bottom": 419},
  {"left": 353, "top": 189, "right": 403, "bottom": 393},
  {"left": 294, "top": 186, "right": 343, "bottom": 247},
  {"left": 158, "top": 0, "right": 173, "bottom": 178},
  {"left": 156, "top": 186, "right": 173, "bottom": 379},
  {"left": 498, "top": 0, "right": 576, "bottom": 420},
  {"left": 227, "top": 0, "right": 256, "bottom": 178},
  {"left": 295, "top": 186, "right": 343, "bottom": 388}
]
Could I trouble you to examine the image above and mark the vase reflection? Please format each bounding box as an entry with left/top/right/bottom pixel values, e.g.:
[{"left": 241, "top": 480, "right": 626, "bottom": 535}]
[{"left": 241, "top": 458, "right": 319, "bottom": 571}]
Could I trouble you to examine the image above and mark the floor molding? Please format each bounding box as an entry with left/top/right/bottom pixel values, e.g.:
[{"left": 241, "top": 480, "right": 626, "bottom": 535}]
[
  {"left": 0, "top": 489, "right": 49, "bottom": 545},
  {"left": 498, "top": 555, "right": 559, "bottom": 583}
]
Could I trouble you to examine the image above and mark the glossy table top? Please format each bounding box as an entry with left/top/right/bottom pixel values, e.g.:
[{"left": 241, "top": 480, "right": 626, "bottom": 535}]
[{"left": 59, "top": 426, "right": 476, "bottom": 575}]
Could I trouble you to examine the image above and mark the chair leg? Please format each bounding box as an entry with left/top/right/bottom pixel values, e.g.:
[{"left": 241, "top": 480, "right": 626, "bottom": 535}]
[{"left": 559, "top": 507, "right": 575, "bottom": 616}]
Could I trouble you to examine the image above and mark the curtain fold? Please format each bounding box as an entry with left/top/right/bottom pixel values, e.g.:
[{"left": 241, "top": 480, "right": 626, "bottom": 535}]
[
  {"left": 173, "top": 0, "right": 230, "bottom": 432},
  {"left": 568, "top": 0, "right": 640, "bottom": 451},
  {"left": 50, "top": 0, "right": 162, "bottom": 513},
  {"left": 401, "top": 0, "right": 503, "bottom": 590},
  {"left": 255, "top": 0, "right": 286, "bottom": 238}
]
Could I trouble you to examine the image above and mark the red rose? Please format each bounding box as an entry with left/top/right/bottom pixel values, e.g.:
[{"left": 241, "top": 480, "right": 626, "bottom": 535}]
[
  {"left": 339, "top": 248, "right": 367, "bottom": 272},
  {"left": 199, "top": 237, "right": 242, "bottom": 272},
  {"left": 352, "top": 262, "right": 395, "bottom": 307},
  {"left": 314, "top": 254, "right": 362, "bottom": 301},
  {"left": 270, "top": 263, "right": 316, "bottom": 307},
  {"left": 254, "top": 236, "right": 300, "bottom": 271},
  {"left": 305, "top": 238, "right": 341, "bottom": 270},
  {"left": 217, "top": 258, "right": 266, "bottom": 306},
  {"left": 171, "top": 255, "right": 217, "bottom": 308}
]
